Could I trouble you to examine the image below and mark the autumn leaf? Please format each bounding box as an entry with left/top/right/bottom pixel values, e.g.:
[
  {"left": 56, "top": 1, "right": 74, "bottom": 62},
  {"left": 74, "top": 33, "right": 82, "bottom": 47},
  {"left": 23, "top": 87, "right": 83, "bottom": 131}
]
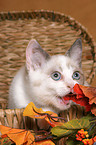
[
  {"left": 73, "top": 84, "right": 92, "bottom": 111},
  {"left": 63, "top": 84, "right": 96, "bottom": 115},
  {"left": 23, "top": 102, "right": 58, "bottom": 120},
  {"left": 78, "top": 85, "right": 96, "bottom": 105},
  {"left": 35, "top": 139, "right": 55, "bottom": 145},
  {"left": 75, "top": 84, "right": 96, "bottom": 115},
  {"left": 51, "top": 116, "right": 91, "bottom": 137},
  {"left": 0, "top": 125, "right": 35, "bottom": 145},
  {"left": 0, "top": 125, "right": 55, "bottom": 145},
  {"left": 64, "top": 93, "right": 91, "bottom": 112},
  {"left": 23, "top": 102, "right": 63, "bottom": 127}
]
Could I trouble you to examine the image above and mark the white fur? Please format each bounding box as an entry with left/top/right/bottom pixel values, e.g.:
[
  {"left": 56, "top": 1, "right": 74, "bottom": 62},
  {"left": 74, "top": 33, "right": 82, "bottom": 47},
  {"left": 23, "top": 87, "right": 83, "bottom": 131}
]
[{"left": 8, "top": 39, "right": 86, "bottom": 114}]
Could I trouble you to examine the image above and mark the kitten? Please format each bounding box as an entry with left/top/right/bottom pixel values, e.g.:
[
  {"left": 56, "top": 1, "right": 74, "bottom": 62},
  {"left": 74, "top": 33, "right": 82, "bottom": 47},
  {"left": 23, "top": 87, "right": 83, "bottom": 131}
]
[{"left": 8, "top": 38, "right": 87, "bottom": 114}]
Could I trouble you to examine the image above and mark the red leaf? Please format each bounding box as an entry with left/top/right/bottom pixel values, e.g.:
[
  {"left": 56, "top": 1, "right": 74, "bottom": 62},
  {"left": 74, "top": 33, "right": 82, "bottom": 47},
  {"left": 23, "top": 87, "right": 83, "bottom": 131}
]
[
  {"left": 78, "top": 85, "right": 96, "bottom": 104},
  {"left": 63, "top": 84, "right": 96, "bottom": 114}
]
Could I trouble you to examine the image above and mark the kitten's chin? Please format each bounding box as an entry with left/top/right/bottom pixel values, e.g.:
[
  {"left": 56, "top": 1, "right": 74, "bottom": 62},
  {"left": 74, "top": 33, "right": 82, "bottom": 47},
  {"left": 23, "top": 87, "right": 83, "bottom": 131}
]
[
  {"left": 56, "top": 96, "right": 72, "bottom": 111},
  {"left": 57, "top": 96, "right": 70, "bottom": 105}
]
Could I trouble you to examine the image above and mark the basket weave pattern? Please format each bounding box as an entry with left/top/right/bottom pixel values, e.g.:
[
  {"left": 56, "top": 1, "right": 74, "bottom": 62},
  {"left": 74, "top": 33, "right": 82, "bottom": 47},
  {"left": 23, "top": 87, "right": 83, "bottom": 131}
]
[{"left": 0, "top": 11, "right": 96, "bottom": 141}]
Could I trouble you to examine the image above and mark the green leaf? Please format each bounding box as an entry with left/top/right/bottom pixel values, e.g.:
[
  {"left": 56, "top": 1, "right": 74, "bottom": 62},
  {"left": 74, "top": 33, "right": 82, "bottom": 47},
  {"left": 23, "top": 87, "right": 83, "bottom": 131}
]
[
  {"left": 51, "top": 116, "right": 91, "bottom": 137},
  {"left": 61, "top": 116, "right": 90, "bottom": 130},
  {"left": 66, "top": 138, "right": 83, "bottom": 145},
  {"left": 51, "top": 126, "right": 74, "bottom": 137}
]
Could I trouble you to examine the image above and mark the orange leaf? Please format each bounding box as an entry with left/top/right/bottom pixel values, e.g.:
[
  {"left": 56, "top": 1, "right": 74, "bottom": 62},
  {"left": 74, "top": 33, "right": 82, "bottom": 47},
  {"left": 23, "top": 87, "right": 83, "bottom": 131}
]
[
  {"left": 35, "top": 139, "right": 55, "bottom": 145},
  {"left": 64, "top": 86, "right": 91, "bottom": 112},
  {"left": 64, "top": 84, "right": 96, "bottom": 115},
  {"left": 45, "top": 116, "right": 64, "bottom": 127},
  {"left": 73, "top": 84, "right": 92, "bottom": 111},
  {"left": 23, "top": 102, "right": 63, "bottom": 127},
  {"left": 1, "top": 134, "right": 8, "bottom": 138},
  {"left": 0, "top": 125, "right": 35, "bottom": 145},
  {"left": 79, "top": 85, "right": 96, "bottom": 104},
  {"left": 23, "top": 102, "right": 57, "bottom": 119},
  {"left": 77, "top": 85, "right": 96, "bottom": 115}
]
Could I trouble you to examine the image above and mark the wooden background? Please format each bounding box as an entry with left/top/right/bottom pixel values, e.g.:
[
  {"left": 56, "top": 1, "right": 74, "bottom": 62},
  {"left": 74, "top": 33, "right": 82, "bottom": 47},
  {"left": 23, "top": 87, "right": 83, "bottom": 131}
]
[{"left": 0, "top": 0, "right": 96, "bottom": 86}]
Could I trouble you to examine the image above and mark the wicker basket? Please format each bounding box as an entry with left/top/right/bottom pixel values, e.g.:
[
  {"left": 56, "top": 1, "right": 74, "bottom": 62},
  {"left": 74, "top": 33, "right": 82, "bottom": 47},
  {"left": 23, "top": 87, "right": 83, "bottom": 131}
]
[{"left": 0, "top": 10, "right": 96, "bottom": 144}]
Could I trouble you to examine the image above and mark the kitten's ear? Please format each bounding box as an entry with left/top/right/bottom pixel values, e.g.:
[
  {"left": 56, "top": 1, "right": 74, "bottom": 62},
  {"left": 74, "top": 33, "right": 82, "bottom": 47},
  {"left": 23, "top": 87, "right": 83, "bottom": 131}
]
[
  {"left": 26, "top": 39, "right": 50, "bottom": 70},
  {"left": 65, "top": 38, "right": 82, "bottom": 67}
]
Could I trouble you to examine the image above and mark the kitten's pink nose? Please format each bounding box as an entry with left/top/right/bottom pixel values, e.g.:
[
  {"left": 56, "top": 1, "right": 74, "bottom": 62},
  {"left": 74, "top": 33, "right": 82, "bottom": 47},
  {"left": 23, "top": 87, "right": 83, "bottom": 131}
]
[
  {"left": 67, "top": 86, "right": 74, "bottom": 93},
  {"left": 67, "top": 86, "right": 71, "bottom": 88}
]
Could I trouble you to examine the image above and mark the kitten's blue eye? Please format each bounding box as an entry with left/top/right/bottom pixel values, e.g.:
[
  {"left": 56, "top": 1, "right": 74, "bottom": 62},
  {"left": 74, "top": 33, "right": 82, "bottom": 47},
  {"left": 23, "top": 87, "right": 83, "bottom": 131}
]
[
  {"left": 72, "top": 71, "right": 80, "bottom": 80},
  {"left": 51, "top": 71, "right": 61, "bottom": 81}
]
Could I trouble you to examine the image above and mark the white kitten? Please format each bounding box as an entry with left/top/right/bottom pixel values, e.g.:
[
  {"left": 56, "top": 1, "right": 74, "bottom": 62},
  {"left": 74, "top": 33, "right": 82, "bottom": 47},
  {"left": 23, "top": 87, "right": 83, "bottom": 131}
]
[{"left": 8, "top": 38, "right": 87, "bottom": 114}]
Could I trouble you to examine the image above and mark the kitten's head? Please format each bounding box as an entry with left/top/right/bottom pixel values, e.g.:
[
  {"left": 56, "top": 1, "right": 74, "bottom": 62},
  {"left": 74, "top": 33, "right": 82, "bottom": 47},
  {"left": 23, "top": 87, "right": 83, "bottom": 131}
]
[{"left": 26, "top": 38, "right": 85, "bottom": 113}]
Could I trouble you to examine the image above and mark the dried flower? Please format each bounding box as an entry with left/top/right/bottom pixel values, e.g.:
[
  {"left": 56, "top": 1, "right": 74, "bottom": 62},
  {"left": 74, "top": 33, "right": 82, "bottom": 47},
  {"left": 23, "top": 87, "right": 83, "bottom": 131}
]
[
  {"left": 76, "top": 129, "right": 88, "bottom": 140},
  {"left": 82, "top": 138, "right": 94, "bottom": 145},
  {"left": 76, "top": 129, "right": 96, "bottom": 145}
]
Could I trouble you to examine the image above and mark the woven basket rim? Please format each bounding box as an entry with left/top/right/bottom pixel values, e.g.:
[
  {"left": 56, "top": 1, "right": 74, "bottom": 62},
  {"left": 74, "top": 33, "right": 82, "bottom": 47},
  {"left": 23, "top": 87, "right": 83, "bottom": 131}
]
[
  {"left": 0, "top": 10, "right": 95, "bottom": 42},
  {"left": 0, "top": 10, "right": 96, "bottom": 56},
  {"left": 0, "top": 9, "right": 96, "bottom": 83}
]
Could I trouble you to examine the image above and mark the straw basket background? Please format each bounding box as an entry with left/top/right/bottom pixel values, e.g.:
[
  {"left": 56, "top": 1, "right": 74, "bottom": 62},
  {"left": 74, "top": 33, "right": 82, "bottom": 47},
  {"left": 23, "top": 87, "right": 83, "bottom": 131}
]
[{"left": 0, "top": 10, "right": 96, "bottom": 144}]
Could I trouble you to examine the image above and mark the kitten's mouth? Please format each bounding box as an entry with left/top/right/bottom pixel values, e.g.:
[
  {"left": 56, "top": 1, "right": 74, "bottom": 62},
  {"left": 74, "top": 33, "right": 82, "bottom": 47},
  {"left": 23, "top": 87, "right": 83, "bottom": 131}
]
[
  {"left": 57, "top": 96, "right": 70, "bottom": 105},
  {"left": 57, "top": 92, "right": 73, "bottom": 105}
]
